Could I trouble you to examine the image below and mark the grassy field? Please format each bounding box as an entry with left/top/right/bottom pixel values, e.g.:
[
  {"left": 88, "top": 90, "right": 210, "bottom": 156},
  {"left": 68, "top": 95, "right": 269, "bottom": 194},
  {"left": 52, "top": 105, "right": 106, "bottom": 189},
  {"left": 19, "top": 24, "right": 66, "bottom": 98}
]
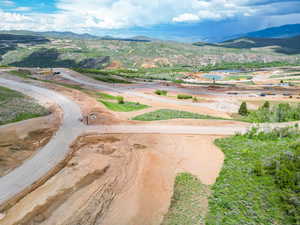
[
  {"left": 132, "top": 109, "right": 227, "bottom": 121},
  {"left": 0, "top": 86, "right": 49, "bottom": 125},
  {"left": 225, "top": 75, "right": 253, "bottom": 81},
  {"left": 100, "top": 100, "right": 149, "bottom": 112},
  {"left": 9, "top": 70, "right": 36, "bottom": 79},
  {"left": 74, "top": 69, "right": 132, "bottom": 83},
  {"left": 206, "top": 127, "right": 300, "bottom": 225},
  {"left": 162, "top": 173, "right": 210, "bottom": 225},
  {"left": 270, "top": 73, "right": 300, "bottom": 78}
]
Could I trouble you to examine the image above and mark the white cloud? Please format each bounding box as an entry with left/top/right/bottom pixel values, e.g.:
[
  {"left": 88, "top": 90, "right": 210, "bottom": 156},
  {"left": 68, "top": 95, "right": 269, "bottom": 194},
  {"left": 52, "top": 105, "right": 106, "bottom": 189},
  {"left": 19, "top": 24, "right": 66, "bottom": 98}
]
[
  {"left": 0, "top": 0, "right": 298, "bottom": 33},
  {"left": 1, "top": 0, "right": 14, "bottom": 6},
  {"left": 173, "top": 13, "right": 200, "bottom": 22},
  {"left": 14, "top": 7, "right": 32, "bottom": 12}
]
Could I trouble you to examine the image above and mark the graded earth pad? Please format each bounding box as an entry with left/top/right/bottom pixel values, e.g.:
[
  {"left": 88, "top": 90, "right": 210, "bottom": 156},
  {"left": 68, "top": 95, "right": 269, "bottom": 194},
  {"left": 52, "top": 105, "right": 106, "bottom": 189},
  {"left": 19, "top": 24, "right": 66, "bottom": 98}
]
[{"left": 0, "top": 133, "right": 224, "bottom": 225}]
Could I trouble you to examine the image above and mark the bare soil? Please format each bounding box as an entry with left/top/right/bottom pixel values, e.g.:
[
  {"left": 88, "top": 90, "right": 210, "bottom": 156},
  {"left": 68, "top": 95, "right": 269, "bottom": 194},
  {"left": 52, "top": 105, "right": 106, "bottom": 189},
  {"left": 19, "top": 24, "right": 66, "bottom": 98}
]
[
  {"left": 0, "top": 108, "right": 61, "bottom": 177},
  {"left": 0, "top": 133, "right": 224, "bottom": 225}
]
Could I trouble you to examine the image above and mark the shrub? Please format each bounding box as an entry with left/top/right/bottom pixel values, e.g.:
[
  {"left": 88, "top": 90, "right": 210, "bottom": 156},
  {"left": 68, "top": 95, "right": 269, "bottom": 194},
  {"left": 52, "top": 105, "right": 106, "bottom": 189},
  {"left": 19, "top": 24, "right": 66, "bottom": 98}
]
[
  {"left": 254, "top": 146, "right": 300, "bottom": 224},
  {"left": 262, "top": 101, "right": 270, "bottom": 109},
  {"left": 177, "top": 94, "right": 193, "bottom": 100},
  {"left": 238, "top": 102, "right": 248, "bottom": 116},
  {"left": 193, "top": 97, "right": 199, "bottom": 102},
  {"left": 155, "top": 90, "right": 168, "bottom": 96},
  {"left": 117, "top": 96, "right": 124, "bottom": 104}
]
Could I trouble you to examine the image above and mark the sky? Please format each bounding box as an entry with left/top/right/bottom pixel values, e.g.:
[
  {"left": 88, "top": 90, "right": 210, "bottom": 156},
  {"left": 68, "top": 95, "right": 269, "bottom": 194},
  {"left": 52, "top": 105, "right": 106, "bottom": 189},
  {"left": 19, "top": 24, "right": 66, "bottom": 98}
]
[{"left": 0, "top": 0, "right": 300, "bottom": 42}]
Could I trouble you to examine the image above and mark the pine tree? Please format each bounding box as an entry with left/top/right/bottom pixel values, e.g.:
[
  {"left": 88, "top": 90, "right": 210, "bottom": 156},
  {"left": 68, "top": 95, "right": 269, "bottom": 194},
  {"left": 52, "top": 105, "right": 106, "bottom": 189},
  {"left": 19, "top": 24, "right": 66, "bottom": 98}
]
[
  {"left": 262, "top": 101, "right": 270, "bottom": 109},
  {"left": 239, "top": 102, "right": 248, "bottom": 116}
]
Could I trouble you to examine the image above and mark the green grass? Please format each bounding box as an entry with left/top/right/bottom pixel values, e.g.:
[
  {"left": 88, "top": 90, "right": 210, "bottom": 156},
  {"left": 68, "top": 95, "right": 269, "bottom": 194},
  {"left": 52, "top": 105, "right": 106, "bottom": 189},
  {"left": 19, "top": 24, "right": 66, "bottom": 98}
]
[
  {"left": 1, "top": 112, "right": 46, "bottom": 125},
  {"left": 100, "top": 100, "right": 149, "bottom": 112},
  {"left": 0, "top": 86, "right": 24, "bottom": 102},
  {"left": 177, "top": 94, "right": 193, "bottom": 100},
  {"left": 0, "top": 86, "right": 49, "bottom": 125},
  {"left": 198, "top": 61, "right": 299, "bottom": 72},
  {"left": 270, "top": 73, "right": 300, "bottom": 78},
  {"left": 75, "top": 68, "right": 186, "bottom": 82},
  {"left": 132, "top": 109, "right": 227, "bottom": 121},
  {"left": 206, "top": 127, "right": 300, "bottom": 225},
  {"left": 93, "top": 75, "right": 132, "bottom": 84},
  {"left": 225, "top": 75, "right": 253, "bottom": 81},
  {"left": 155, "top": 90, "right": 168, "bottom": 96},
  {"left": 162, "top": 173, "right": 210, "bottom": 225},
  {"left": 9, "top": 70, "right": 36, "bottom": 79},
  {"left": 95, "top": 92, "right": 119, "bottom": 100},
  {"left": 73, "top": 68, "right": 132, "bottom": 83}
]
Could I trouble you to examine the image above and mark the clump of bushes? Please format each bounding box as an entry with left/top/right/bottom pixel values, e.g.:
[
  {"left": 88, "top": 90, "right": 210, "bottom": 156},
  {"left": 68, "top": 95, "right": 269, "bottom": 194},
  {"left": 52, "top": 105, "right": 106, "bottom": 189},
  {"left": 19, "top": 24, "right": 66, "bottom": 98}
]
[
  {"left": 240, "top": 101, "right": 300, "bottom": 123},
  {"left": 177, "top": 94, "right": 193, "bottom": 100},
  {"left": 254, "top": 143, "right": 300, "bottom": 224},
  {"left": 117, "top": 96, "right": 124, "bottom": 104},
  {"left": 207, "top": 126, "right": 300, "bottom": 225},
  {"left": 155, "top": 90, "right": 168, "bottom": 96}
]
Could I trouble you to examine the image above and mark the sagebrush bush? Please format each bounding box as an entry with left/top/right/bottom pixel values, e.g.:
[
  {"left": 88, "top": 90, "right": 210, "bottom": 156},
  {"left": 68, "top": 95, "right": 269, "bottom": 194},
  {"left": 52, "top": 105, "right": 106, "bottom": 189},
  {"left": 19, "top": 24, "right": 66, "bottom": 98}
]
[
  {"left": 155, "top": 90, "right": 168, "bottom": 96},
  {"left": 254, "top": 146, "right": 300, "bottom": 224},
  {"left": 177, "top": 94, "right": 193, "bottom": 99}
]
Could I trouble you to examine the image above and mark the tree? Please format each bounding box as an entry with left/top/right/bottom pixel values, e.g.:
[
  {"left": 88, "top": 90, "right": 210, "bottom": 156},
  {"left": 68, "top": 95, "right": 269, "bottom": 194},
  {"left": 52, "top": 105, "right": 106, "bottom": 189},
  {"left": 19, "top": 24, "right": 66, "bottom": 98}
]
[
  {"left": 262, "top": 101, "right": 270, "bottom": 110},
  {"left": 239, "top": 102, "right": 248, "bottom": 116}
]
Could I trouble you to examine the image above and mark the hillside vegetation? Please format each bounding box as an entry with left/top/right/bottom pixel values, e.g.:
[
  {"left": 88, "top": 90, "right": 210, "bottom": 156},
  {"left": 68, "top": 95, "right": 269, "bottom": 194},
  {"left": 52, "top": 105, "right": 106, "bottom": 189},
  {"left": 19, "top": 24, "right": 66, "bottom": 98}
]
[
  {"left": 218, "top": 35, "right": 300, "bottom": 55},
  {"left": 0, "top": 32, "right": 299, "bottom": 69}
]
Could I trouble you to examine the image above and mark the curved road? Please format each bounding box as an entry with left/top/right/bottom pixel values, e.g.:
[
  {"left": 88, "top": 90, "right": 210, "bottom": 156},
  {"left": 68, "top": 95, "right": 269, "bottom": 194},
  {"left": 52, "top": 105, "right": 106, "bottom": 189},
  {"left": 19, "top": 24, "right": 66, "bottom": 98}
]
[
  {"left": 0, "top": 74, "right": 297, "bottom": 210},
  {"left": 0, "top": 78, "right": 84, "bottom": 207},
  {"left": 57, "top": 69, "right": 238, "bottom": 112}
]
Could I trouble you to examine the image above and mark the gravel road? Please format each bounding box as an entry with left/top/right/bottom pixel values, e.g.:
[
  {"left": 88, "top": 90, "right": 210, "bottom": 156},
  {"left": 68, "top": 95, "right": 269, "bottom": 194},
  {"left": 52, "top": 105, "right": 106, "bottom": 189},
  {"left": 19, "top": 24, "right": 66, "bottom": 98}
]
[
  {"left": 0, "top": 78, "right": 84, "bottom": 207},
  {"left": 57, "top": 69, "right": 238, "bottom": 113}
]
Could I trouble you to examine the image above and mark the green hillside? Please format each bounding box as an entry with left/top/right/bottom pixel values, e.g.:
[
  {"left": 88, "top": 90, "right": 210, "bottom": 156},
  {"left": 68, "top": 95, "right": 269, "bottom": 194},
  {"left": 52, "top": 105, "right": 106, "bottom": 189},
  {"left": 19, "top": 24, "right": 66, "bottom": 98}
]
[{"left": 0, "top": 32, "right": 299, "bottom": 69}]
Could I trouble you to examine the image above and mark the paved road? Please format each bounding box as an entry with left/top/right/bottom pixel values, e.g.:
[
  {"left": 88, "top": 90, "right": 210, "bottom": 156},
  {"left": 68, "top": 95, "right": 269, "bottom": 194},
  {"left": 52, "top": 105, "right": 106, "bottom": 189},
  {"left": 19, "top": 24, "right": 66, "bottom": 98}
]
[{"left": 0, "top": 78, "right": 84, "bottom": 207}]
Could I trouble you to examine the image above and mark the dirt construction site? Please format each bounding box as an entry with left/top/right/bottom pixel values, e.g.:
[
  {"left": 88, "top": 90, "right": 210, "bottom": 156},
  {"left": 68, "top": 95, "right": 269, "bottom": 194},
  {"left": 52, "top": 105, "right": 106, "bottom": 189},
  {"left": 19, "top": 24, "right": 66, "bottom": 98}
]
[{"left": 1, "top": 66, "right": 300, "bottom": 225}]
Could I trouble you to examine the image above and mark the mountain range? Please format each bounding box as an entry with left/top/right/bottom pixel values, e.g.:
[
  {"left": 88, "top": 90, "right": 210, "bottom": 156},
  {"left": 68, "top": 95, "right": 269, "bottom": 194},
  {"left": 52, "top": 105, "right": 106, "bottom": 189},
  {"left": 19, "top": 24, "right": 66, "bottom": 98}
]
[
  {"left": 233, "top": 24, "right": 300, "bottom": 40},
  {"left": 1, "top": 23, "right": 300, "bottom": 44}
]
